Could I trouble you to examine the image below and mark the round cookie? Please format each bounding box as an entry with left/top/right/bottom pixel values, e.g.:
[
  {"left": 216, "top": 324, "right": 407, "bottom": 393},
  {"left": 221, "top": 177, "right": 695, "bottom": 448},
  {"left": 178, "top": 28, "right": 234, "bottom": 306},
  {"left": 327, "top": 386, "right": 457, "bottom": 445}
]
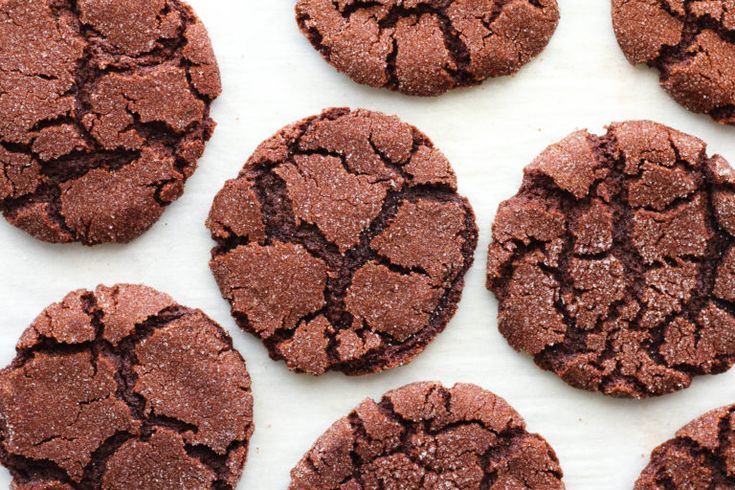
[
  {"left": 487, "top": 120, "right": 735, "bottom": 398},
  {"left": 289, "top": 381, "right": 564, "bottom": 489},
  {"left": 207, "top": 107, "right": 478, "bottom": 376},
  {"left": 635, "top": 403, "right": 735, "bottom": 488},
  {"left": 295, "top": 0, "right": 560, "bottom": 96},
  {"left": 0, "top": 284, "right": 254, "bottom": 489},
  {"left": 0, "top": 0, "right": 221, "bottom": 245},
  {"left": 612, "top": 0, "right": 735, "bottom": 125}
]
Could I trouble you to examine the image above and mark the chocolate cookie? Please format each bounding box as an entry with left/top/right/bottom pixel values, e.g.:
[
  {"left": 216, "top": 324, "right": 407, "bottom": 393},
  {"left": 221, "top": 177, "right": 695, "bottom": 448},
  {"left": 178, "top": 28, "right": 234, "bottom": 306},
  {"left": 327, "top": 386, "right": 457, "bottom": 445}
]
[
  {"left": 289, "top": 381, "right": 564, "bottom": 489},
  {"left": 635, "top": 403, "right": 735, "bottom": 488},
  {"left": 0, "top": 284, "right": 254, "bottom": 489},
  {"left": 0, "top": 0, "right": 221, "bottom": 245},
  {"left": 295, "top": 0, "right": 560, "bottom": 96},
  {"left": 487, "top": 120, "right": 735, "bottom": 398},
  {"left": 207, "top": 108, "right": 478, "bottom": 376},
  {"left": 612, "top": 0, "right": 735, "bottom": 125}
]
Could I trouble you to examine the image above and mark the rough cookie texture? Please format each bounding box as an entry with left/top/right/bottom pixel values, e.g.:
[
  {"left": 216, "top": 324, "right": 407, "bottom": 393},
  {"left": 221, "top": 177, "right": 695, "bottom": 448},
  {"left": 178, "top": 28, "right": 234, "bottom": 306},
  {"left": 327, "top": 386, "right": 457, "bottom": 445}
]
[
  {"left": 208, "top": 108, "right": 478, "bottom": 376},
  {"left": 295, "top": 0, "right": 560, "bottom": 96},
  {"left": 0, "top": 0, "right": 221, "bottom": 245},
  {"left": 612, "top": 0, "right": 735, "bottom": 125},
  {"left": 487, "top": 120, "right": 735, "bottom": 398},
  {"left": 0, "top": 284, "right": 253, "bottom": 489},
  {"left": 635, "top": 404, "right": 735, "bottom": 488},
  {"left": 289, "top": 382, "right": 564, "bottom": 489}
]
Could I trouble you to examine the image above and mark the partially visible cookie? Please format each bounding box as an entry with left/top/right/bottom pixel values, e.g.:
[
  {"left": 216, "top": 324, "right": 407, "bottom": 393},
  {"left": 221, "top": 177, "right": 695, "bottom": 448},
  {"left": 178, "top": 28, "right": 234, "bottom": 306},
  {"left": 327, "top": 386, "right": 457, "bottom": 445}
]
[
  {"left": 612, "top": 0, "right": 735, "bottom": 125},
  {"left": 487, "top": 120, "right": 735, "bottom": 398},
  {"left": 295, "top": 0, "right": 560, "bottom": 96},
  {"left": 0, "top": 0, "right": 221, "bottom": 245},
  {"left": 289, "top": 381, "right": 564, "bottom": 489},
  {"left": 207, "top": 107, "right": 478, "bottom": 376},
  {"left": 0, "top": 284, "right": 254, "bottom": 489},
  {"left": 635, "top": 404, "right": 735, "bottom": 489}
]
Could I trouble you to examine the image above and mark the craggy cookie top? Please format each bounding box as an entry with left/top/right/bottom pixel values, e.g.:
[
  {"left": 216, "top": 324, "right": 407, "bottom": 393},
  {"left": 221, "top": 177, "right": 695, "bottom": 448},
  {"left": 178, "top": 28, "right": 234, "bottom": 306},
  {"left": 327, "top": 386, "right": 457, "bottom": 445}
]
[
  {"left": 635, "top": 404, "right": 735, "bottom": 488},
  {"left": 487, "top": 121, "right": 735, "bottom": 398},
  {"left": 295, "top": 0, "right": 559, "bottom": 96},
  {"left": 612, "top": 0, "right": 735, "bottom": 125},
  {"left": 0, "top": 0, "right": 221, "bottom": 245},
  {"left": 0, "top": 284, "right": 253, "bottom": 489},
  {"left": 207, "top": 108, "right": 477, "bottom": 376},
  {"left": 289, "top": 382, "right": 564, "bottom": 489}
]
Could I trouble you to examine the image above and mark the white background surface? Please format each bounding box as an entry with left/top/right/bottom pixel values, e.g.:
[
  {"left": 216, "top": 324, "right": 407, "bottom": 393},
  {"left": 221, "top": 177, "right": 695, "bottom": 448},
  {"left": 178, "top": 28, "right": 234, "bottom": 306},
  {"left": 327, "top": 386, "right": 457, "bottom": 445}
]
[{"left": 1, "top": 0, "right": 734, "bottom": 488}]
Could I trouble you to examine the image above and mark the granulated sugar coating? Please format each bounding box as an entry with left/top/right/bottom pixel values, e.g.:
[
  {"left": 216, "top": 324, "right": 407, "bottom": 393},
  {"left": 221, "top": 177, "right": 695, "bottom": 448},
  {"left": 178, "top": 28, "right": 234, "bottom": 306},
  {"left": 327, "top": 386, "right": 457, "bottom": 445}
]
[
  {"left": 289, "top": 381, "right": 564, "bottom": 489},
  {"left": 487, "top": 120, "right": 735, "bottom": 399},
  {"left": 612, "top": 0, "right": 735, "bottom": 125},
  {"left": 295, "top": 0, "right": 560, "bottom": 96},
  {"left": 0, "top": 284, "right": 254, "bottom": 489},
  {"left": 635, "top": 403, "right": 735, "bottom": 488},
  {"left": 0, "top": 0, "right": 221, "bottom": 245},
  {"left": 207, "top": 108, "right": 478, "bottom": 376}
]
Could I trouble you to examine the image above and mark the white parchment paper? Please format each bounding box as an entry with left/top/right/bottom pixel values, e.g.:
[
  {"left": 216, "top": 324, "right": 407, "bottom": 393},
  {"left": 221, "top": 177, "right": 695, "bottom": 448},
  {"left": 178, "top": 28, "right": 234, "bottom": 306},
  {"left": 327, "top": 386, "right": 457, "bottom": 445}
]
[{"left": 1, "top": 1, "right": 734, "bottom": 488}]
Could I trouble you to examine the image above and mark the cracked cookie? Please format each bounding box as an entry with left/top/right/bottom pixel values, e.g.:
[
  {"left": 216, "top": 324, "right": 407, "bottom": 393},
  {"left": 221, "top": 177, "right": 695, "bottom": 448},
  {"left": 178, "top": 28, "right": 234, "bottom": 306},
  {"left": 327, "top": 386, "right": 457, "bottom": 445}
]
[
  {"left": 207, "top": 107, "right": 478, "bottom": 376},
  {"left": 612, "top": 0, "right": 735, "bottom": 125},
  {"left": 635, "top": 403, "right": 735, "bottom": 488},
  {"left": 289, "top": 381, "right": 565, "bottom": 489},
  {"left": 295, "top": 0, "right": 560, "bottom": 96},
  {"left": 0, "top": 0, "right": 221, "bottom": 245},
  {"left": 487, "top": 120, "right": 735, "bottom": 398},
  {"left": 0, "top": 284, "right": 254, "bottom": 489}
]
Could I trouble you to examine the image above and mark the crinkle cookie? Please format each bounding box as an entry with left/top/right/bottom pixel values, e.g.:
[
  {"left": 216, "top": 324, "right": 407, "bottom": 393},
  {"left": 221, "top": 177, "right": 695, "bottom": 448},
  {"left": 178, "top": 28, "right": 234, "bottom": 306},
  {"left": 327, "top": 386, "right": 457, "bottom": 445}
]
[
  {"left": 296, "top": 0, "right": 560, "bottom": 96},
  {"left": 0, "top": 0, "right": 221, "bottom": 244},
  {"left": 0, "top": 284, "right": 253, "bottom": 489},
  {"left": 636, "top": 403, "right": 735, "bottom": 489},
  {"left": 613, "top": 0, "right": 735, "bottom": 125},
  {"left": 289, "top": 382, "right": 564, "bottom": 489},
  {"left": 208, "top": 108, "right": 478, "bottom": 376},
  {"left": 488, "top": 120, "right": 735, "bottom": 398}
]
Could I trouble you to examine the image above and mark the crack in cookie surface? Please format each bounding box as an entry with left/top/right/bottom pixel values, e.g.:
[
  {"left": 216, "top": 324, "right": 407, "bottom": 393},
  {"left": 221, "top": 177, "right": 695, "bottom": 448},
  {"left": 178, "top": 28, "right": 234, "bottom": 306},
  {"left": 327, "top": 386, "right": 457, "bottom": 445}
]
[
  {"left": 0, "top": 0, "right": 221, "bottom": 244},
  {"left": 612, "top": 0, "right": 735, "bottom": 125},
  {"left": 487, "top": 120, "right": 735, "bottom": 398},
  {"left": 295, "top": 0, "right": 559, "bottom": 96},
  {"left": 635, "top": 403, "right": 735, "bottom": 489},
  {"left": 207, "top": 108, "right": 478, "bottom": 376},
  {"left": 0, "top": 284, "right": 254, "bottom": 489},
  {"left": 289, "top": 381, "right": 564, "bottom": 489}
]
